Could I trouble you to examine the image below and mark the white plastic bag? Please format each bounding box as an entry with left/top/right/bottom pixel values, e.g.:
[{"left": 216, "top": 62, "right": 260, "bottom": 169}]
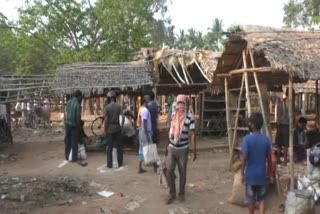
[
  {"left": 68, "top": 149, "right": 73, "bottom": 161},
  {"left": 285, "top": 190, "right": 315, "bottom": 214},
  {"left": 112, "top": 148, "right": 119, "bottom": 168},
  {"left": 142, "top": 143, "right": 159, "bottom": 165},
  {"left": 119, "top": 115, "right": 135, "bottom": 137},
  {"left": 78, "top": 144, "right": 87, "bottom": 160}
]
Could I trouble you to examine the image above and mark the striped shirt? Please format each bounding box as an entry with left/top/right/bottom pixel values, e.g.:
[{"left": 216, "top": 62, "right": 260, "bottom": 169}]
[
  {"left": 66, "top": 98, "right": 81, "bottom": 127},
  {"left": 169, "top": 112, "right": 195, "bottom": 150}
]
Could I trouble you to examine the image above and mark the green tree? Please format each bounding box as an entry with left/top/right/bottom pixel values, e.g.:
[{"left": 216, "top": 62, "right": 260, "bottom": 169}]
[
  {"left": 205, "top": 18, "right": 224, "bottom": 51},
  {"left": 283, "top": 0, "right": 320, "bottom": 30},
  {"left": 13, "top": 0, "right": 171, "bottom": 73}
]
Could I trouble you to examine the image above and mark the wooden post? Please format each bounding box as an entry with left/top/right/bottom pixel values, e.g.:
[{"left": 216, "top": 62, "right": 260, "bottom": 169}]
[
  {"left": 224, "top": 77, "right": 232, "bottom": 155},
  {"left": 200, "top": 91, "right": 205, "bottom": 137},
  {"left": 243, "top": 49, "right": 252, "bottom": 116},
  {"left": 316, "top": 80, "right": 319, "bottom": 125},
  {"left": 289, "top": 79, "right": 295, "bottom": 190},
  {"left": 249, "top": 48, "right": 271, "bottom": 138},
  {"left": 229, "top": 73, "right": 246, "bottom": 170}
]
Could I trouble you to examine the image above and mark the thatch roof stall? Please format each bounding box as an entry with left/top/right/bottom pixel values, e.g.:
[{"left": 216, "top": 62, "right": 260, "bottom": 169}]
[
  {"left": 138, "top": 48, "right": 221, "bottom": 95},
  {"left": 212, "top": 25, "right": 320, "bottom": 189},
  {"left": 213, "top": 25, "right": 320, "bottom": 93},
  {"left": 51, "top": 62, "right": 154, "bottom": 97}
]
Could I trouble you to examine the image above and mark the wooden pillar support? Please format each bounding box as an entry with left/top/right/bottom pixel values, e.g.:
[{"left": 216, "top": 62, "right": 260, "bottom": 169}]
[
  {"left": 243, "top": 49, "right": 252, "bottom": 116},
  {"left": 289, "top": 79, "right": 295, "bottom": 190},
  {"left": 224, "top": 77, "right": 232, "bottom": 155},
  {"left": 316, "top": 80, "right": 319, "bottom": 125},
  {"left": 249, "top": 48, "right": 271, "bottom": 138}
]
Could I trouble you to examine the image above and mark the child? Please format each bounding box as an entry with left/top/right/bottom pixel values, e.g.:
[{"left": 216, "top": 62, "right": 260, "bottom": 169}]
[
  {"left": 241, "top": 112, "right": 272, "bottom": 214},
  {"left": 293, "top": 117, "right": 307, "bottom": 162}
]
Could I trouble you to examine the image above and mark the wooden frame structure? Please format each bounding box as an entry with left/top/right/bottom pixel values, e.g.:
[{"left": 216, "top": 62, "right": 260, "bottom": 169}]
[{"left": 213, "top": 25, "right": 320, "bottom": 190}]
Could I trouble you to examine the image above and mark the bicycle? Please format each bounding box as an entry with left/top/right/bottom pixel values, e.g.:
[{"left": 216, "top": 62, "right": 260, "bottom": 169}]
[{"left": 90, "top": 111, "right": 135, "bottom": 136}]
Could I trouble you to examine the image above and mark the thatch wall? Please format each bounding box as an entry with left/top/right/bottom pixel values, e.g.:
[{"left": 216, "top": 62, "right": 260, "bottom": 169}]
[
  {"left": 138, "top": 48, "right": 221, "bottom": 94},
  {"left": 212, "top": 25, "right": 320, "bottom": 93},
  {"left": 51, "top": 62, "right": 153, "bottom": 97}
]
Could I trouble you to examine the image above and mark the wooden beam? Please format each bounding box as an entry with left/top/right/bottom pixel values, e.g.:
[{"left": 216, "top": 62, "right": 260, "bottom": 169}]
[
  {"left": 164, "top": 66, "right": 182, "bottom": 87},
  {"left": 249, "top": 48, "right": 271, "bottom": 138},
  {"left": 195, "top": 61, "right": 212, "bottom": 83},
  {"left": 243, "top": 49, "right": 252, "bottom": 116},
  {"left": 289, "top": 79, "right": 294, "bottom": 190},
  {"left": 224, "top": 77, "right": 232, "bottom": 155},
  {"left": 229, "top": 73, "right": 246, "bottom": 170},
  {"left": 230, "top": 67, "right": 273, "bottom": 75},
  {"left": 316, "top": 80, "right": 319, "bottom": 125},
  {"left": 179, "top": 61, "right": 190, "bottom": 84},
  {"left": 172, "top": 64, "right": 186, "bottom": 84},
  {"left": 215, "top": 67, "right": 273, "bottom": 78},
  {"left": 157, "top": 83, "right": 208, "bottom": 87}
]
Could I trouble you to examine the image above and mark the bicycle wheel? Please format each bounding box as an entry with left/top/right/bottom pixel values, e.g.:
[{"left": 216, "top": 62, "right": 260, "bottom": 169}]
[{"left": 91, "top": 116, "right": 105, "bottom": 136}]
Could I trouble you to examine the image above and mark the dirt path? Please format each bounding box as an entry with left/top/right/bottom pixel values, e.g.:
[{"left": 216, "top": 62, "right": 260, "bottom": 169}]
[{"left": 0, "top": 137, "right": 319, "bottom": 214}]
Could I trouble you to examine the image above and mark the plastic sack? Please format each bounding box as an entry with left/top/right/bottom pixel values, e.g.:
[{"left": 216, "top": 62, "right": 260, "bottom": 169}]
[
  {"left": 142, "top": 143, "right": 159, "bottom": 165},
  {"left": 158, "top": 159, "right": 168, "bottom": 188},
  {"left": 68, "top": 149, "right": 73, "bottom": 161},
  {"left": 228, "top": 170, "right": 246, "bottom": 207},
  {"left": 285, "top": 190, "right": 315, "bottom": 214},
  {"left": 78, "top": 144, "right": 87, "bottom": 160},
  {"left": 119, "top": 115, "right": 135, "bottom": 137},
  {"left": 112, "top": 148, "right": 119, "bottom": 168}
]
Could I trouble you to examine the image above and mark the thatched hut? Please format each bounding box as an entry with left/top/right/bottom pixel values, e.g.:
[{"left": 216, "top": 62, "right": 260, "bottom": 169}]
[
  {"left": 212, "top": 25, "right": 320, "bottom": 188},
  {"left": 51, "top": 62, "right": 153, "bottom": 97},
  {"left": 138, "top": 48, "right": 221, "bottom": 94}
]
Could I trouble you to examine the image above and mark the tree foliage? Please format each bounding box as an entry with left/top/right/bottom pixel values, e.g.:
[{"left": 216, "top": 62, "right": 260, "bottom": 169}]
[
  {"left": 283, "top": 0, "right": 320, "bottom": 30},
  {"left": 0, "top": 1, "right": 227, "bottom": 74},
  {"left": 173, "top": 18, "right": 224, "bottom": 51}
]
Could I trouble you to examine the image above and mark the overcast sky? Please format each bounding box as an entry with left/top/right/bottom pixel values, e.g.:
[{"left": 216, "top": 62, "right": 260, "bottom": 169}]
[{"left": 1, "top": 0, "right": 289, "bottom": 32}]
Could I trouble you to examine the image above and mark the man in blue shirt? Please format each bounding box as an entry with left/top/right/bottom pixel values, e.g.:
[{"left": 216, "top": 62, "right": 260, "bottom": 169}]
[{"left": 241, "top": 112, "right": 272, "bottom": 214}]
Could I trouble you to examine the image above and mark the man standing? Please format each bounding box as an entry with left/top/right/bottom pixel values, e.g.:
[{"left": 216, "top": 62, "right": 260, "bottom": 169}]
[
  {"left": 104, "top": 91, "right": 124, "bottom": 168},
  {"left": 148, "top": 92, "right": 159, "bottom": 145},
  {"left": 166, "top": 94, "right": 196, "bottom": 204},
  {"left": 241, "top": 112, "right": 272, "bottom": 214},
  {"left": 65, "top": 90, "right": 82, "bottom": 163},
  {"left": 138, "top": 95, "right": 154, "bottom": 173},
  {"left": 276, "top": 89, "right": 289, "bottom": 165}
]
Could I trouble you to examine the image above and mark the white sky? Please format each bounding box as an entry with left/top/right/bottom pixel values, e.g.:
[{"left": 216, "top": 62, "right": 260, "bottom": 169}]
[{"left": 1, "top": 0, "right": 289, "bottom": 32}]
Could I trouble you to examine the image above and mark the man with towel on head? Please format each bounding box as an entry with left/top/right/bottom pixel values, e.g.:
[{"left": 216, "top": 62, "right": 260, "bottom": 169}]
[{"left": 166, "top": 94, "right": 197, "bottom": 204}]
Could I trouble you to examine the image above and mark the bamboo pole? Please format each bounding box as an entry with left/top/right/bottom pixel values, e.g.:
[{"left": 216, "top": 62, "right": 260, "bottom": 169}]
[
  {"left": 316, "top": 80, "right": 319, "bottom": 125},
  {"left": 229, "top": 73, "right": 246, "bottom": 170},
  {"left": 224, "top": 77, "right": 232, "bottom": 155},
  {"left": 195, "top": 61, "right": 212, "bottom": 83},
  {"left": 243, "top": 49, "right": 252, "bottom": 116},
  {"left": 172, "top": 64, "right": 186, "bottom": 84},
  {"left": 200, "top": 91, "right": 205, "bottom": 137},
  {"left": 289, "top": 79, "right": 295, "bottom": 190},
  {"left": 179, "top": 61, "right": 190, "bottom": 84},
  {"left": 249, "top": 49, "right": 271, "bottom": 138}
]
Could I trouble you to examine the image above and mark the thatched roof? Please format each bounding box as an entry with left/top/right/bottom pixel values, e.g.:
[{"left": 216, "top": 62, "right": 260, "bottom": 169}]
[
  {"left": 212, "top": 25, "right": 320, "bottom": 93},
  {"left": 138, "top": 48, "right": 221, "bottom": 94},
  {"left": 51, "top": 62, "right": 153, "bottom": 97}
]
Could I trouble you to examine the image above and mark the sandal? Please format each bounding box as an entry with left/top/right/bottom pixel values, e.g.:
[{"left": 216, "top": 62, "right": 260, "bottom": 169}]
[
  {"left": 165, "top": 195, "right": 176, "bottom": 205},
  {"left": 138, "top": 168, "right": 147, "bottom": 174}
]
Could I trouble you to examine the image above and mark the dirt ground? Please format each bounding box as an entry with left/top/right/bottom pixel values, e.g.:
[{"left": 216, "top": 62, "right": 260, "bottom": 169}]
[{"left": 0, "top": 126, "right": 319, "bottom": 214}]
